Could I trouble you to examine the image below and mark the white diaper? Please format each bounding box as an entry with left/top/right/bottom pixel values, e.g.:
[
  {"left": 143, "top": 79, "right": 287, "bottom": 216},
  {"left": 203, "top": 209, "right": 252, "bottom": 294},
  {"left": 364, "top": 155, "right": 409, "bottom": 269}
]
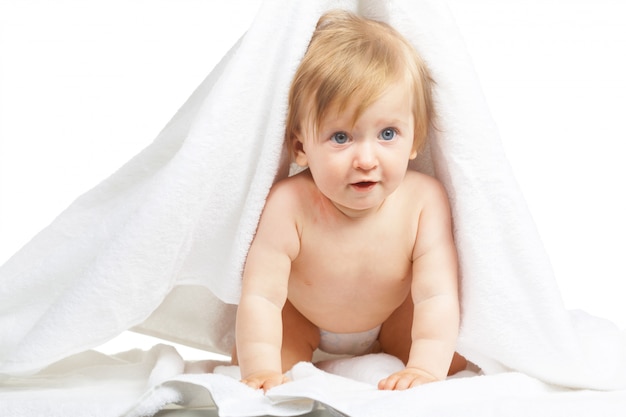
[{"left": 318, "top": 325, "right": 382, "bottom": 356}]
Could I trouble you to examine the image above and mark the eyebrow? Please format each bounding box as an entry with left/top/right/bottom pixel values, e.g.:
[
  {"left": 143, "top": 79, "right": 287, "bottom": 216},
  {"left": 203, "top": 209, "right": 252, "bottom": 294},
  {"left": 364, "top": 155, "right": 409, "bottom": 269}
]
[{"left": 376, "top": 117, "right": 410, "bottom": 126}]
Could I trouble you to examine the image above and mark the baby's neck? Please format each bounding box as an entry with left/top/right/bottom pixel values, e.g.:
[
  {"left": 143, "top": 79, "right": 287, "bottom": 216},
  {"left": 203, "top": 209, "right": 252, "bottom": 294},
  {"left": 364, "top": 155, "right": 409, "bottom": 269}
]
[{"left": 328, "top": 198, "right": 388, "bottom": 220}]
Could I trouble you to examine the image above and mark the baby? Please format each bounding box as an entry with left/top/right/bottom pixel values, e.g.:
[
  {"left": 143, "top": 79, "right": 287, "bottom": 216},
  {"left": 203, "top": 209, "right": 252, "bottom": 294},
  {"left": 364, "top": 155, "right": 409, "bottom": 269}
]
[{"left": 234, "top": 10, "right": 465, "bottom": 391}]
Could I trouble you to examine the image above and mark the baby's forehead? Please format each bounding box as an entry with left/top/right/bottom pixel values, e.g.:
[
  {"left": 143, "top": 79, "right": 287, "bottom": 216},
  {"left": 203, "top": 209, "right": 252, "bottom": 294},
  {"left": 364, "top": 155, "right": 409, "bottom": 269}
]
[
  {"left": 303, "top": 97, "right": 358, "bottom": 130},
  {"left": 309, "top": 81, "right": 414, "bottom": 128}
]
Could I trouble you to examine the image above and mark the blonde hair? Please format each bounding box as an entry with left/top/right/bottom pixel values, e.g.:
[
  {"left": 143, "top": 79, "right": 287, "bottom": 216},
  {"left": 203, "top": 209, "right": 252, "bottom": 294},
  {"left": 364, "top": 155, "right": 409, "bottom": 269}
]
[{"left": 285, "top": 10, "right": 434, "bottom": 159}]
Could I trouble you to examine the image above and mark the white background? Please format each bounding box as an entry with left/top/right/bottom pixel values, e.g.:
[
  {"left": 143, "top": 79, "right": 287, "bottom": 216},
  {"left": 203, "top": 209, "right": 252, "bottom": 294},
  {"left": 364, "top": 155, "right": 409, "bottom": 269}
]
[{"left": 1, "top": 0, "right": 624, "bottom": 357}]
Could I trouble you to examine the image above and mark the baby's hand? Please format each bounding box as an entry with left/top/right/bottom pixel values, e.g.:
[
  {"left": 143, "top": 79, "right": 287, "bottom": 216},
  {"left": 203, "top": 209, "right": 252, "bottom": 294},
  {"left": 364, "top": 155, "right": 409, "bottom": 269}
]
[
  {"left": 378, "top": 367, "right": 439, "bottom": 390},
  {"left": 241, "top": 370, "right": 289, "bottom": 392}
]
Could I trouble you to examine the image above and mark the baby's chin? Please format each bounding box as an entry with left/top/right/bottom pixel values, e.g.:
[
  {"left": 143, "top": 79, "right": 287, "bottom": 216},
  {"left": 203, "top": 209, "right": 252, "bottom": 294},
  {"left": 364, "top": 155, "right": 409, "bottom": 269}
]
[{"left": 328, "top": 198, "right": 388, "bottom": 218}]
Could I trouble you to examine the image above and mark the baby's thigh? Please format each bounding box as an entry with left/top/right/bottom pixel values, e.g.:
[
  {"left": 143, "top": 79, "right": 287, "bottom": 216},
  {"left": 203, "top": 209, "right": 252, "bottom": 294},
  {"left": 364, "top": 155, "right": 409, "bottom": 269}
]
[
  {"left": 281, "top": 300, "right": 320, "bottom": 371},
  {"left": 379, "top": 294, "right": 468, "bottom": 375},
  {"left": 379, "top": 294, "right": 413, "bottom": 364}
]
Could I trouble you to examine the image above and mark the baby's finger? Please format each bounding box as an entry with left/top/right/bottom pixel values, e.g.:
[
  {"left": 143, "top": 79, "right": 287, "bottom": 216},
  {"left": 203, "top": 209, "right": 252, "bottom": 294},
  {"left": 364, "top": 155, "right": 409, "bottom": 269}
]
[
  {"left": 242, "top": 378, "right": 262, "bottom": 390},
  {"left": 378, "top": 374, "right": 400, "bottom": 390},
  {"left": 393, "top": 375, "right": 415, "bottom": 391},
  {"left": 260, "top": 376, "right": 284, "bottom": 392}
]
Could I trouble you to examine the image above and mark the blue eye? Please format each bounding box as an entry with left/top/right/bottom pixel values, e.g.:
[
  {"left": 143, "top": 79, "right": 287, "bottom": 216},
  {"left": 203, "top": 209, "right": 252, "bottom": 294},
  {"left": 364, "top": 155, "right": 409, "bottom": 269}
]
[
  {"left": 379, "top": 128, "right": 397, "bottom": 141},
  {"left": 331, "top": 132, "right": 349, "bottom": 144}
]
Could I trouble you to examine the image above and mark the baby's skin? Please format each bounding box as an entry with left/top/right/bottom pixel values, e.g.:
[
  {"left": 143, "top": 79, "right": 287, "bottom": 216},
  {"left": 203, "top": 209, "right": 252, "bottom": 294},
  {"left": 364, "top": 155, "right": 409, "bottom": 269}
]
[{"left": 235, "top": 81, "right": 461, "bottom": 391}]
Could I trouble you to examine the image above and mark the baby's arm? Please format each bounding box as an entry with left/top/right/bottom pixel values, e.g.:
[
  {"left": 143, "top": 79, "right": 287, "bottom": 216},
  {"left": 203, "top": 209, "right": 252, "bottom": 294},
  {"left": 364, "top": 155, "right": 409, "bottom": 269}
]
[
  {"left": 236, "top": 184, "right": 300, "bottom": 391},
  {"left": 380, "top": 179, "right": 460, "bottom": 390}
]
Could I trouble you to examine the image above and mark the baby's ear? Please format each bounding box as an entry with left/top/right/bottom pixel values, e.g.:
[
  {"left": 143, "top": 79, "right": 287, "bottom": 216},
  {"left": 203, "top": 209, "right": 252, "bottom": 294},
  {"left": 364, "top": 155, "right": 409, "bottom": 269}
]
[{"left": 293, "top": 136, "right": 308, "bottom": 167}]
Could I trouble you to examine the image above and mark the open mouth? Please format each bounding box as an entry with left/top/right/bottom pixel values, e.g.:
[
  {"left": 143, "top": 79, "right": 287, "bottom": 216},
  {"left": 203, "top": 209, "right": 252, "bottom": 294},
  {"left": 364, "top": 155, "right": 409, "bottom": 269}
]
[{"left": 352, "top": 181, "right": 377, "bottom": 191}]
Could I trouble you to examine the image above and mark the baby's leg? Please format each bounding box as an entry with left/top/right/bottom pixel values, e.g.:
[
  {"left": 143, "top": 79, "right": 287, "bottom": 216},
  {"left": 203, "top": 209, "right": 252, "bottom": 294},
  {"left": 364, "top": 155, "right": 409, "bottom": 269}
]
[
  {"left": 280, "top": 299, "right": 320, "bottom": 372},
  {"left": 379, "top": 293, "right": 467, "bottom": 376},
  {"left": 378, "top": 294, "right": 413, "bottom": 363}
]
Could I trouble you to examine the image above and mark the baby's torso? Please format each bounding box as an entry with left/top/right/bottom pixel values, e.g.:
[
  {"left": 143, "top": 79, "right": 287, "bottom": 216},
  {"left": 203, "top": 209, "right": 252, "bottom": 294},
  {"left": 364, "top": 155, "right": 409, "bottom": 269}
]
[{"left": 287, "top": 174, "right": 422, "bottom": 333}]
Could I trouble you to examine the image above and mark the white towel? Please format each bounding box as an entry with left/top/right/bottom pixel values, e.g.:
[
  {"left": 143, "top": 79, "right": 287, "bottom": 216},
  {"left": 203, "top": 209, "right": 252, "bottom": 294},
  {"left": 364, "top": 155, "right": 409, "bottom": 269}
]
[
  {"left": 5, "top": 346, "right": 625, "bottom": 417},
  {"left": 0, "top": 0, "right": 625, "bottom": 400}
]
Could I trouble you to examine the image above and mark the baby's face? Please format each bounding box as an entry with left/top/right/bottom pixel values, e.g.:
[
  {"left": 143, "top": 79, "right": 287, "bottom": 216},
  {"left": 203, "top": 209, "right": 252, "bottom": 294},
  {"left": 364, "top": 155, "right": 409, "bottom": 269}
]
[{"left": 294, "top": 82, "right": 417, "bottom": 217}]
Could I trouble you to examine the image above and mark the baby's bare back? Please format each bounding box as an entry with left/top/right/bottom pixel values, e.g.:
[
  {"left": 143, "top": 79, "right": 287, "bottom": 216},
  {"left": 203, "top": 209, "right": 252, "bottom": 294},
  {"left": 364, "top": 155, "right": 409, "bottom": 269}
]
[{"left": 287, "top": 172, "right": 422, "bottom": 333}]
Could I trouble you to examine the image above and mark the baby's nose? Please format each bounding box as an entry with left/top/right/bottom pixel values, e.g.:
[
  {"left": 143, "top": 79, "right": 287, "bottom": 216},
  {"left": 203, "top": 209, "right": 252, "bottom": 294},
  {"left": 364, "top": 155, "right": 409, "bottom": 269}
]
[{"left": 353, "top": 142, "right": 378, "bottom": 170}]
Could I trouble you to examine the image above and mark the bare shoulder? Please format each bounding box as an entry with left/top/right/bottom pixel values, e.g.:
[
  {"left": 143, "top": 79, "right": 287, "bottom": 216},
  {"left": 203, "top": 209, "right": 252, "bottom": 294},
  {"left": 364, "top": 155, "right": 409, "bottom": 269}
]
[
  {"left": 404, "top": 172, "right": 455, "bottom": 260},
  {"left": 402, "top": 170, "right": 450, "bottom": 207},
  {"left": 261, "top": 170, "right": 315, "bottom": 220},
  {"left": 266, "top": 170, "right": 313, "bottom": 203},
  {"left": 250, "top": 172, "right": 315, "bottom": 261}
]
